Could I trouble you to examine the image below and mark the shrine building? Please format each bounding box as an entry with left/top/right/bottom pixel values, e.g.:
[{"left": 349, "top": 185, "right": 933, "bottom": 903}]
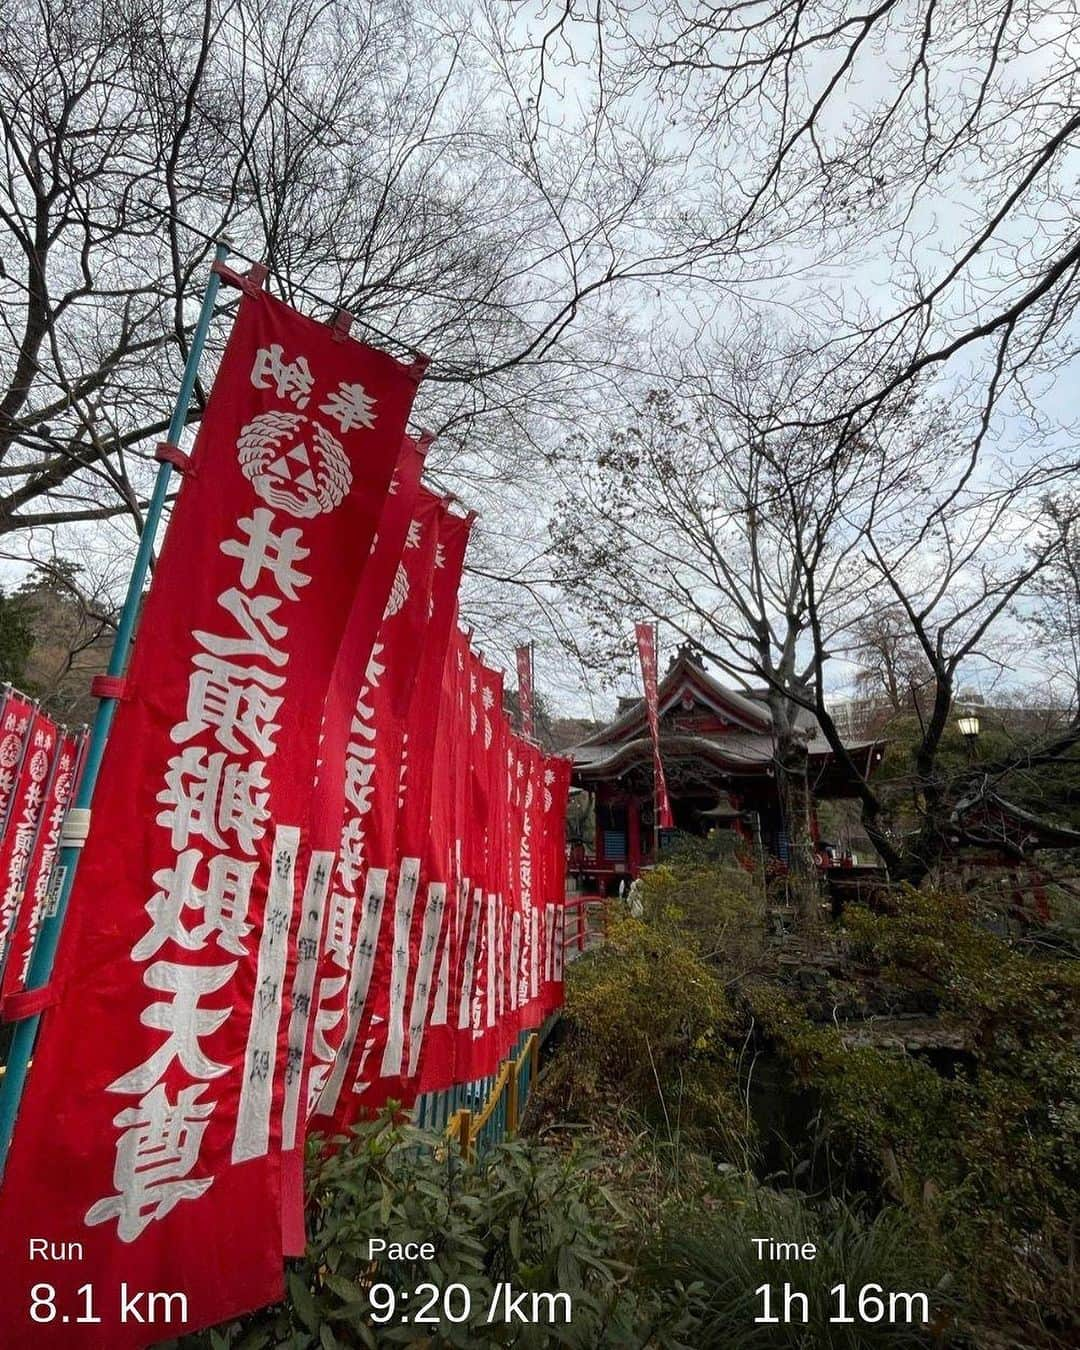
[{"left": 567, "top": 648, "right": 885, "bottom": 891}]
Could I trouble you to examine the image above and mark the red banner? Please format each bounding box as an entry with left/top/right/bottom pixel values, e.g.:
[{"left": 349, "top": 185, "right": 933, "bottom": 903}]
[
  {"left": 0, "top": 289, "right": 422, "bottom": 1346},
  {"left": 539, "top": 755, "right": 571, "bottom": 1013},
  {"left": 1, "top": 727, "right": 85, "bottom": 1007},
  {"left": 515, "top": 644, "right": 534, "bottom": 739},
  {"left": 278, "top": 436, "right": 431, "bottom": 1256},
  {"left": 455, "top": 658, "right": 510, "bottom": 1080},
  {"left": 0, "top": 690, "right": 34, "bottom": 839},
  {"left": 0, "top": 710, "right": 59, "bottom": 973},
  {"left": 634, "top": 621, "right": 673, "bottom": 830},
  {"left": 300, "top": 435, "right": 426, "bottom": 1124},
  {"left": 307, "top": 434, "right": 427, "bottom": 853},
  {"left": 451, "top": 648, "right": 491, "bottom": 1083},
  {"left": 510, "top": 738, "right": 539, "bottom": 1038},
  {"left": 391, "top": 511, "right": 472, "bottom": 1103},
  {"left": 416, "top": 626, "right": 469, "bottom": 1094},
  {"left": 309, "top": 490, "right": 446, "bottom": 1136},
  {"left": 331, "top": 498, "right": 469, "bottom": 1117}
]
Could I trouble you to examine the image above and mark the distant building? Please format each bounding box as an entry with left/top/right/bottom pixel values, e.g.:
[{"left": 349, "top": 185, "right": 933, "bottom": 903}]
[{"left": 567, "top": 649, "right": 885, "bottom": 891}]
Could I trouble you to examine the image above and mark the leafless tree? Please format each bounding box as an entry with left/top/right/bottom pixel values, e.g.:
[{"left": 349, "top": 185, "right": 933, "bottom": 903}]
[
  {"left": 553, "top": 327, "right": 1070, "bottom": 885},
  {"left": 849, "top": 606, "right": 935, "bottom": 721},
  {"left": 0, "top": 0, "right": 689, "bottom": 572},
  {"left": 1024, "top": 495, "right": 1080, "bottom": 709},
  {"left": 515, "top": 3, "right": 1080, "bottom": 472},
  {"left": 552, "top": 331, "right": 926, "bottom": 907}
]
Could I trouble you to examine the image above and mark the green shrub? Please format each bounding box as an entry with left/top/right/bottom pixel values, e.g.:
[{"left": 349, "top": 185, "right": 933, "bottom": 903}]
[
  {"left": 841, "top": 889, "right": 1080, "bottom": 1235},
  {"left": 190, "top": 1114, "right": 685, "bottom": 1349},
  {"left": 645, "top": 1181, "right": 961, "bottom": 1348},
  {"left": 657, "top": 828, "right": 749, "bottom": 870},
  {"left": 563, "top": 911, "right": 747, "bottom": 1157},
  {"left": 744, "top": 983, "right": 959, "bottom": 1201},
  {"left": 638, "top": 860, "right": 765, "bottom": 978},
  {"left": 749, "top": 889, "right": 1080, "bottom": 1343}
]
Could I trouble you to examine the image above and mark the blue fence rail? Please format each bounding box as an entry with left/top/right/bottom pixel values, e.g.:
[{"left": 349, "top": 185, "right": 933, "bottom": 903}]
[{"left": 412, "top": 1022, "right": 546, "bottom": 1161}]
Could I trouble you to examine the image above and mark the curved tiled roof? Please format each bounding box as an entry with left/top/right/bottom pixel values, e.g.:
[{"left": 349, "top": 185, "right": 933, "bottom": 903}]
[
  {"left": 578, "top": 653, "right": 771, "bottom": 747},
  {"left": 569, "top": 651, "right": 882, "bottom": 781}
]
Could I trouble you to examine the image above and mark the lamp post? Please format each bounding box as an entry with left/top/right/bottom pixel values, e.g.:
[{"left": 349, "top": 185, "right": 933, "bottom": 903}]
[{"left": 957, "top": 712, "right": 981, "bottom": 759}]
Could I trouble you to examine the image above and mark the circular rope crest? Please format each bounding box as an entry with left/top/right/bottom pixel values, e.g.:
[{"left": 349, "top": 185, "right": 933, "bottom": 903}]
[{"left": 237, "top": 410, "right": 353, "bottom": 518}]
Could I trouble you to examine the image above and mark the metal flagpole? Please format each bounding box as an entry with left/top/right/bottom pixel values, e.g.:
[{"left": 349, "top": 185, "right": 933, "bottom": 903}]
[{"left": 0, "top": 240, "right": 232, "bottom": 1175}]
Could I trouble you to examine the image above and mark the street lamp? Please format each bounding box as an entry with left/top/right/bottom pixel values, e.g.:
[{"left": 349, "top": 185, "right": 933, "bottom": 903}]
[{"left": 957, "top": 714, "right": 981, "bottom": 740}]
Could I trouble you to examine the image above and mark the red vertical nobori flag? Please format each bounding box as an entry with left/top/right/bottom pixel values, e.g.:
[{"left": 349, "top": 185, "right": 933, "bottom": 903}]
[
  {"left": 416, "top": 624, "right": 469, "bottom": 1093},
  {"left": 351, "top": 503, "right": 471, "bottom": 1112},
  {"left": 0, "top": 689, "right": 34, "bottom": 843},
  {"left": 392, "top": 511, "right": 472, "bottom": 1103},
  {"left": 309, "top": 490, "right": 445, "bottom": 1135},
  {"left": 459, "top": 658, "right": 508, "bottom": 1080},
  {"left": 504, "top": 734, "right": 528, "bottom": 1042},
  {"left": 634, "top": 621, "right": 674, "bottom": 830},
  {"left": 539, "top": 756, "right": 571, "bottom": 1013},
  {"left": 301, "top": 435, "right": 425, "bottom": 1113},
  {"left": 453, "top": 649, "right": 496, "bottom": 1082},
  {"left": 307, "top": 434, "right": 428, "bottom": 854},
  {"left": 1, "top": 728, "right": 86, "bottom": 1007},
  {"left": 516, "top": 643, "right": 535, "bottom": 739},
  {"left": 0, "top": 709, "right": 58, "bottom": 973},
  {"left": 0, "top": 289, "right": 422, "bottom": 1347},
  {"left": 444, "top": 630, "right": 477, "bottom": 1088},
  {"left": 515, "top": 740, "right": 547, "bottom": 1035},
  {"left": 278, "top": 434, "right": 427, "bottom": 1256}
]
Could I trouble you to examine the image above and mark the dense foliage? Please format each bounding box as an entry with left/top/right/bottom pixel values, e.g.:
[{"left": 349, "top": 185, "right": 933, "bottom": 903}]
[
  {"left": 199, "top": 862, "right": 1077, "bottom": 1349},
  {"left": 550, "top": 867, "right": 1078, "bottom": 1347},
  {"left": 0, "top": 585, "right": 35, "bottom": 686},
  {"left": 189, "top": 1115, "right": 694, "bottom": 1349},
  {"left": 644, "top": 1189, "right": 957, "bottom": 1349}
]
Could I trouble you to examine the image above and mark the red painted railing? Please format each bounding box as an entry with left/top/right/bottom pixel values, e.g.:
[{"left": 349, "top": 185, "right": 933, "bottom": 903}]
[{"left": 563, "top": 893, "right": 608, "bottom": 960}]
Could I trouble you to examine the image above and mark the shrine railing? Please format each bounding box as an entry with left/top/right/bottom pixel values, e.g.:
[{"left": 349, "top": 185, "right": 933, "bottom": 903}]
[
  {"left": 442, "top": 1030, "right": 539, "bottom": 1163},
  {"left": 563, "top": 893, "right": 607, "bottom": 959}
]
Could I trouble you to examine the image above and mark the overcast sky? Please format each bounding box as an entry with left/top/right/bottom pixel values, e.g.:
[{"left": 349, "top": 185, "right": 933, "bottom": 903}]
[{"left": 3, "top": 0, "right": 1075, "bottom": 727}]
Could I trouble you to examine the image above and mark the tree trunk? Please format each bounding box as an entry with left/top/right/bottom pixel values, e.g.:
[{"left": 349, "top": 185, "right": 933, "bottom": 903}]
[{"left": 771, "top": 707, "right": 820, "bottom": 926}]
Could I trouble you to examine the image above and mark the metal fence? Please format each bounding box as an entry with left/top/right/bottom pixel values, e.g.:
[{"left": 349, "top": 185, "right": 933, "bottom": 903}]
[{"left": 439, "top": 1026, "right": 541, "bottom": 1162}]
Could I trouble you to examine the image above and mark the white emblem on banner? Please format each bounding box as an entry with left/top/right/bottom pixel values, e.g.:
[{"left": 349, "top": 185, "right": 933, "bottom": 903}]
[{"left": 237, "top": 411, "right": 352, "bottom": 518}]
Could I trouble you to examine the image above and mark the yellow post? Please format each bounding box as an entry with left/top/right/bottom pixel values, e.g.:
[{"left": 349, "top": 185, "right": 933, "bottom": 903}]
[
  {"left": 458, "top": 1108, "right": 473, "bottom": 1162},
  {"left": 506, "top": 1060, "right": 520, "bottom": 1136}
]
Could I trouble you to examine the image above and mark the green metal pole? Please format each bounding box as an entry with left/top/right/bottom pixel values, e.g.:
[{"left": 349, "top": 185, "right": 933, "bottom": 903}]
[{"left": 0, "top": 241, "right": 231, "bottom": 1176}]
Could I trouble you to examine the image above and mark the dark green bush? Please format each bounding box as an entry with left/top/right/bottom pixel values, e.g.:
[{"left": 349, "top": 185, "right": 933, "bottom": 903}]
[
  {"left": 645, "top": 1181, "right": 961, "bottom": 1348},
  {"left": 562, "top": 910, "right": 747, "bottom": 1156},
  {"left": 637, "top": 860, "right": 765, "bottom": 977},
  {"left": 189, "top": 1114, "right": 692, "bottom": 1349},
  {"left": 745, "top": 888, "right": 1080, "bottom": 1344}
]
